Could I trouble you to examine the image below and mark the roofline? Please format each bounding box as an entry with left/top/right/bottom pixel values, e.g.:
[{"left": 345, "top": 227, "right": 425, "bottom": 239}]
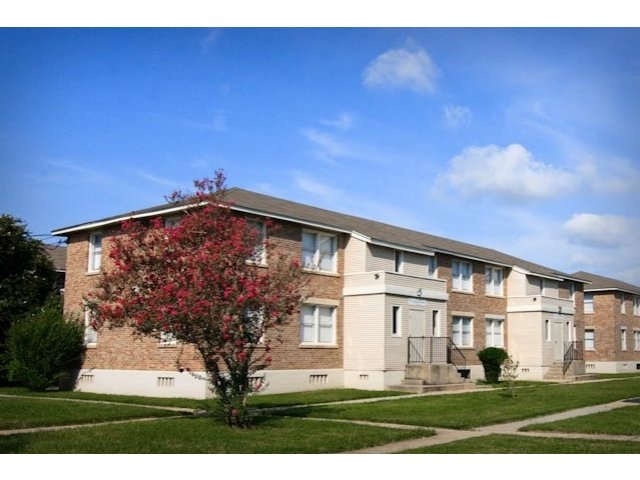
[
  {"left": 51, "top": 190, "right": 587, "bottom": 283},
  {"left": 584, "top": 287, "right": 640, "bottom": 295}
]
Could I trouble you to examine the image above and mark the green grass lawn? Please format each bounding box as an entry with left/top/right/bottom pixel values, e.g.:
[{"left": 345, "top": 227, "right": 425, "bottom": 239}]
[
  {"left": 270, "top": 377, "right": 640, "bottom": 429},
  {"left": 0, "top": 396, "right": 184, "bottom": 430},
  {"left": 0, "top": 415, "right": 433, "bottom": 454},
  {"left": 400, "top": 433, "right": 640, "bottom": 454},
  {"left": 522, "top": 403, "right": 640, "bottom": 436}
]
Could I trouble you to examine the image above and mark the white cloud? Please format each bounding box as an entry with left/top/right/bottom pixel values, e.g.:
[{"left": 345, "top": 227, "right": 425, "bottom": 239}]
[
  {"left": 320, "top": 113, "right": 354, "bottom": 131},
  {"left": 362, "top": 45, "right": 438, "bottom": 94},
  {"left": 563, "top": 213, "right": 639, "bottom": 248},
  {"left": 201, "top": 29, "right": 221, "bottom": 54},
  {"left": 301, "top": 128, "right": 349, "bottom": 160},
  {"left": 443, "top": 105, "right": 472, "bottom": 128},
  {"left": 293, "top": 173, "right": 344, "bottom": 199},
  {"left": 436, "top": 144, "right": 576, "bottom": 200}
]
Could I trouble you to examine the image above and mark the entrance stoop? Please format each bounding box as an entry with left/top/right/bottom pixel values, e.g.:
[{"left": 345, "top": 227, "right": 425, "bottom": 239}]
[{"left": 391, "top": 364, "right": 476, "bottom": 393}]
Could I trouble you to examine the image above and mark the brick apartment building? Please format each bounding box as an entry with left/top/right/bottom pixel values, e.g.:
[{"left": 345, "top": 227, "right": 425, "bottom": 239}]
[
  {"left": 53, "top": 188, "right": 590, "bottom": 398},
  {"left": 573, "top": 271, "right": 640, "bottom": 374}
]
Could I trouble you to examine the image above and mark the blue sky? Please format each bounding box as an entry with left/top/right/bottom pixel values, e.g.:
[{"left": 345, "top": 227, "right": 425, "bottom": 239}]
[{"left": 2, "top": 27, "right": 640, "bottom": 285}]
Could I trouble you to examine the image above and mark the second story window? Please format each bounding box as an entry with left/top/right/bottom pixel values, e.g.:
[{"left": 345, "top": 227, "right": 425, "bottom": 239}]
[
  {"left": 88, "top": 232, "right": 102, "bottom": 272},
  {"left": 394, "top": 250, "right": 404, "bottom": 273},
  {"left": 634, "top": 296, "right": 640, "bottom": 316},
  {"left": 452, "top": 260, "right": 472, "bottom": 292},
  {"left": 584, "top": 293, "right": 594, "bottom": 313},
  {"left": 426, "top": 256, "right": 437, "bottom": 278},
  {"left": 302, "top": 231, "right": 336, "bottom": 272},
  {"left": 247, "top": 220, "right": 266, "bottom": 264},
  {"left": 485, "top": 267, "right": 503, "bottom": 296},
  {"left": 620, "top": 294, "right": 626, "bottom": 314}
]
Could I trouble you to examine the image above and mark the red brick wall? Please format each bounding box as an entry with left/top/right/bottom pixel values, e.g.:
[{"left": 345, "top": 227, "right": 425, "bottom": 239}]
[
  {"left": 437, "top": 254, "right": 509, "bottom": 365},
  {"left": 63, "top": 217, "right": 345, "bottom": 373}
]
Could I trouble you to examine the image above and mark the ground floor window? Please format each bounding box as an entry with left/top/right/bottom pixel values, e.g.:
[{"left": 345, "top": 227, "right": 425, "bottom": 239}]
[
  {"left": 485, "top": 317, "right": 504, "bottom": 347},
  {"left": 452, "top": 316, "right": 472, "bottom": 347},
  {"left": 301, "top": 304, "right": 336, "bottom": 345},
  {"left": 585, "top": 328, "right": 595, "bottom": 350},
  {"left": 621, "top": 328, "right": 627, "bottom": 351},
  {"left": 84, "top": 310, "right": 98, "bottom": 346},
  {"left": 634, "top": 330, "right": 640, "bottom": 351}
]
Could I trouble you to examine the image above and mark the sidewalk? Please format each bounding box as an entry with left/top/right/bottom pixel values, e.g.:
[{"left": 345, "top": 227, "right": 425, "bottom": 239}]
[{"left": 347, "top": 397, "right": 640, "bottom": 453}]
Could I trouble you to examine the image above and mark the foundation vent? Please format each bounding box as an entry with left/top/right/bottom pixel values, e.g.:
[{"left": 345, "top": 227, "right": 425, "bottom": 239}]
[
  {"left": 586, "top": 363, "right": 596, "bottom": 370},
  {"left": 157, "top": 376, "right": 175, "bottom": 388},
  {"left": 78, "top": 374, "right": 94, "bottom": 384},
  {"left": 309, "top": 374, "right": 328, "bottom": 384},
  {"left": 359, "top": 374, "right": 369, "bottom": 381}
]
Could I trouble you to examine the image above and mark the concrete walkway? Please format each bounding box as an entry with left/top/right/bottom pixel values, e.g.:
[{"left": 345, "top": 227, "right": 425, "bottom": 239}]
[{"left": 347, "top": 397, "right": 640, "bottom": 453}]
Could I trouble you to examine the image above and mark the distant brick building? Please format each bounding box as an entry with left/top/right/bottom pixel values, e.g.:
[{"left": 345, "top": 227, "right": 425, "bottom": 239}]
[{"left": 573, "top": 271, "right": 640, "bottom": 374}]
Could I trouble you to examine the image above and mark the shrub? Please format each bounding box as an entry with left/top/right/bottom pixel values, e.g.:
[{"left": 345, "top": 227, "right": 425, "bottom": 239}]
[
  {"left": 477, "top": 347, "right": 509, "bottom": 383},
  {"left": 4, "top": 302, "right": 84, "bottom": 391}
]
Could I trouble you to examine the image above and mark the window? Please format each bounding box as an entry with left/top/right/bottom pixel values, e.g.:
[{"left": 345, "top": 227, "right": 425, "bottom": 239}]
[
  {"left": 394, "top": 250, "right": 404, "bottom": 273},
  {"left": 301, "top": 305, "right": 336, "bottom": 345},
  {"left": 88, "top": 232, "right": 102, "bottom": 272},
  {"left": 485, "top": 267, "right": 503, "bottom": 296},
  {"left": 84, "top": 310, "right": 98, "bottom": 346},
  {"left": 545, "top": 320, "right": 551, "bottom": 342},
  {"left": 452, "top": 260, "right": 472, "bottom": 292},
  {"left": 164, "top": 216, "right": 181, "bottom": 228},
  {"left": 159, "top": 331, "right": 177, "bottom": 346},
  {"left": 584, "top": 293, "right": 594, "bottom": 313},
  {"left": 452, "top": 316, "right": 472, "bottom": 347},
  {"left": 391, "top": 306, "right": 401, "bottom": 336},
  {"left": 634, "top": 296, "right": 640, "bottom": 316},
  {"left": 243, "top": 309, "right": 265, "bottom": 344},
  {"left": 585, "top": 329, "right": 595, "bottom": 350},
  {"left": 247, "top": 220, "right": 266, "bottom": 264},
  {"left": 634, "top": 330, "right": 640, "bottom": 351},
  {"left": 426, "top": 256, "right": 437, "bottom": 278},
  {"left": 485, "top": 318, "right": 504, "bottom": 347},
  {"left": 621, "top": 328, "right": 627, "bottom": 351},
  {"left": 302, "top": 231, "right": 336, "bottom": 272},
  {"left": 621, "top": 294, "right": 626, "bottom": 314}
]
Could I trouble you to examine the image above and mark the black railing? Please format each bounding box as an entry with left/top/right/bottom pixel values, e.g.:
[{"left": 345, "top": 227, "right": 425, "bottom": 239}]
[
  {"left": 407, "top": 336, "right": 467, "bottom": 373},
  {"left": 563, "top": 341, "right": 584, "bottom": 374}
]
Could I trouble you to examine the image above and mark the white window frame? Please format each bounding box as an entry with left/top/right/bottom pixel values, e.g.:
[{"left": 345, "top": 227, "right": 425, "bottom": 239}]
[
  {"left": 302, "top": 231, "right": 337, "bottom": 273},
  {"left": 584, "top": 328, "right": 595, "bottom": 350},
  {"left": 620, "top": 293, "right": 626, "bottom": 314},
  {"left": 426, "top": 255, "right": 437, "bottom": 278},
  {"left": 634, "top": 330, "right": 640, "bottom": 351},
  {"left": 300, "top": 304, "right": 336, "bottom": 345},
  {"left": 247, "top": 220, "right": 267, "bottom": 265},
  {"left": 391, "top": 306, "right": 401, "bottom": 337},
  {"left": 621, "top": 327, "right": 627, "bottom": 351},
  {"left": 452, "top": 260, "right": 472, "bottom": 292},
  {"left": 452, "top": 316, "right": 473, "bottom": 347},
  {"left": 244, "top": 308, "right": 265, "bottom": 344},
  {"left": 159, "top": 331, "right": 177, "bottom": 346},
  {"left": 84, "top": 310, "right": 98, "bottom": 346},
  {"left": 545, "top": 319, "right": 551, "bottom": 342},
  {"left": 485, "top": 266, "right": 503, "bottom": 296},
  {"left": 584, "top": 293, "right": 594, "bottom": 313},
  {"left": 88, "top": 232, "right": 102, "bottom": 272},
  {"left": 634, "top": 296, "right": 640, "bottom": 316},
  {"left": 394, "top": 250, "right": 404, "bottom": 273},
  {"left": 485, "top": 317, "right": 504, "bottom": 347}
]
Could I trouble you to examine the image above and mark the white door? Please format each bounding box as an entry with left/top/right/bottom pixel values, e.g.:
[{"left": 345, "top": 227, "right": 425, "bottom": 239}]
[
  {"left": 409, "top": 309, "right": 425, "bottom": 337},
  {"left": 553, "top": 320, "right": 564, "bottom": 361}
]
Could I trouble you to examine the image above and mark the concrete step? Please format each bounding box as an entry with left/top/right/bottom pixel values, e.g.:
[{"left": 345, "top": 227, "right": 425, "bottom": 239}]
[{"left": 391, "top": 382, "right": 479, "bottom": 394}]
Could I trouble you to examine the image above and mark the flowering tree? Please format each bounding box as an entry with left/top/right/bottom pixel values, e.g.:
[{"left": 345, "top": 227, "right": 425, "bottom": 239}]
[{"left": 86, "top": 171, "right": 307, "bottom": 427}]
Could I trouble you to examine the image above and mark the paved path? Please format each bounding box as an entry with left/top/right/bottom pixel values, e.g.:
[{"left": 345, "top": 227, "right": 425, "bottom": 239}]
[{"left": 347, "top": 398, "right": 640, "bottom": 453}]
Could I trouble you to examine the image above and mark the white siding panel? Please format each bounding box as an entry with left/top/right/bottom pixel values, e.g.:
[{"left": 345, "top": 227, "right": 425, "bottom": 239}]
[
  {"left": 343, "top": 295, "right": 386, "bottom": 370},
  {"left": 344, "top": 236, "right": 367, "bottom": 274}
]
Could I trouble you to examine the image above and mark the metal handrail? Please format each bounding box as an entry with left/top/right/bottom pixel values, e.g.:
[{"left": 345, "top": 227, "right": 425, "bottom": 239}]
[
  {"left": 563, "top": 341, "right": 584, "bottom": 374},
  {"left": 407, "top": 336, "right": 467, "bottom": 372}
]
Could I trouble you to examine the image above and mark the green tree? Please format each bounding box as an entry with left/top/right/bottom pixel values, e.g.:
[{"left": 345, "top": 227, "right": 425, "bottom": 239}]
[
  {"left": 0, "top": 215, "right": 57, "bottom": 350},
  {"left": 4, "top": 299, "right": 84, "bottom": 391}
]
